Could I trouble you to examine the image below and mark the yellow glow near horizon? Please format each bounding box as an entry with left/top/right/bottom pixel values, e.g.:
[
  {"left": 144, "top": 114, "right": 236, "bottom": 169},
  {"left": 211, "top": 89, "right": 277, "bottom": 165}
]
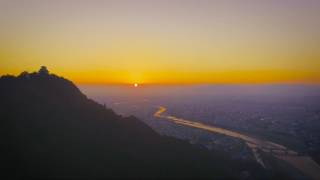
[{"left": 0, "top": 1, "right": 320, "bottom": 85}]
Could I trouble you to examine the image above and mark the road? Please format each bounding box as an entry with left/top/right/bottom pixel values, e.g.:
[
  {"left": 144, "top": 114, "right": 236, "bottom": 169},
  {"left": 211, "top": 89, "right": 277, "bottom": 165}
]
[{"left": 154, "top": 106, "right": 320, "bottom": 179}]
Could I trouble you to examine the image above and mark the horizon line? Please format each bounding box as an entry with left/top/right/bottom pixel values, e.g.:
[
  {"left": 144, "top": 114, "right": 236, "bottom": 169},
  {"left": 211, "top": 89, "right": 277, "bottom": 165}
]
[{"left": 76, "top": 81, "right": 320, "bottom": 87}]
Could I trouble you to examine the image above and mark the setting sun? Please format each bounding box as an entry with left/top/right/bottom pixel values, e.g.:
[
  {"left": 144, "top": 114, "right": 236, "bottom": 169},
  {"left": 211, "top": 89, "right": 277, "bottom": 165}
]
[
  {"left": 1, "top": 1, "right": 320, "bottom": 85},
  {"left": 1, "top": 1, "right": 320, "bottom": 179}
]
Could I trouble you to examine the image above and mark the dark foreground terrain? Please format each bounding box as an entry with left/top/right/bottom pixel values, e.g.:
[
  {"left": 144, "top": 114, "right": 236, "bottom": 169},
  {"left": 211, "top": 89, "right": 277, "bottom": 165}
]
[{"left": 0, "top": 69, "right": 286, "bottom": 179}]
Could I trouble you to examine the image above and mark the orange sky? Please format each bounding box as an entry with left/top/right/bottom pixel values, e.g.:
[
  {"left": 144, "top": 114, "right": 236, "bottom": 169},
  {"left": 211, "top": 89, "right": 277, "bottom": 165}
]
[{"left": 1, "top": 0, "right": 320, "bottom": 85}]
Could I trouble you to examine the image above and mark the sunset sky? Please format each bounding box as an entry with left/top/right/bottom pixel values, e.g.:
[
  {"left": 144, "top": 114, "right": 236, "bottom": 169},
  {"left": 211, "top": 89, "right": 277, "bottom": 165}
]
[{"left": 1, "top": 0, "right": 320, "bottom": 85}]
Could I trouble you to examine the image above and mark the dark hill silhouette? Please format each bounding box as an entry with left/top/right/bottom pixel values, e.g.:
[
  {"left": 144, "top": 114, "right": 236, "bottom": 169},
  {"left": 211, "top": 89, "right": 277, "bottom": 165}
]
[{"left": 0, "top": 68, "right": 268, "bottom": 179}]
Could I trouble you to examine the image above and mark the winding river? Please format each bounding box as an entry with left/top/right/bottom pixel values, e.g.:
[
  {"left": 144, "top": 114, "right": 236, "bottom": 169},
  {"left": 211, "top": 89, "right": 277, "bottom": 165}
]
[{"left": 154, "top": 106, "right": 320, "bottom": 179}]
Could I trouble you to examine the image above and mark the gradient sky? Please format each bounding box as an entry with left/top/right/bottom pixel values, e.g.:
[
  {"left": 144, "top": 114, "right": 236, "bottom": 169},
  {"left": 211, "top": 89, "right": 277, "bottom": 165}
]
[{"left": 1, "top": 0, "right": 320, "bottom": 84}]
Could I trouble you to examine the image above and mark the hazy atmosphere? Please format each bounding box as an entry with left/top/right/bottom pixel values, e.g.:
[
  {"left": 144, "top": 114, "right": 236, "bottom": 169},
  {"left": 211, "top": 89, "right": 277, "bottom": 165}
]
[
  {"left": 1, "top": 0, "right": 320, "bottom": 84},
  {"left": 1, "top": 1, "right": 320, "bottom": 179}
]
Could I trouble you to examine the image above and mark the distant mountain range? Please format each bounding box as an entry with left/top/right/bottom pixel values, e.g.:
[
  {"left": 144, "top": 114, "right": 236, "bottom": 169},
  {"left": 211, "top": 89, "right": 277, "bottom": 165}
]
[{"left": 0, "top": 67, "right": 284, "bottom": 179}]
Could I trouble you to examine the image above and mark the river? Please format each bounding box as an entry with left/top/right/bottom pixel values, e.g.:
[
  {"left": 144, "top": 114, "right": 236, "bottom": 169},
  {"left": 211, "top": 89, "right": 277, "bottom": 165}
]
[{"left": 154, "top": 106, "right": 320, "bottom": 179}]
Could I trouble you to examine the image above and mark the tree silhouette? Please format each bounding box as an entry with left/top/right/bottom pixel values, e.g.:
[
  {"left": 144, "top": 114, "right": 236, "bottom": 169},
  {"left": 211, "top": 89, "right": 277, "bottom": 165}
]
[{"left": 38, "top": 66, "right": 49, "bottom": 75}]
